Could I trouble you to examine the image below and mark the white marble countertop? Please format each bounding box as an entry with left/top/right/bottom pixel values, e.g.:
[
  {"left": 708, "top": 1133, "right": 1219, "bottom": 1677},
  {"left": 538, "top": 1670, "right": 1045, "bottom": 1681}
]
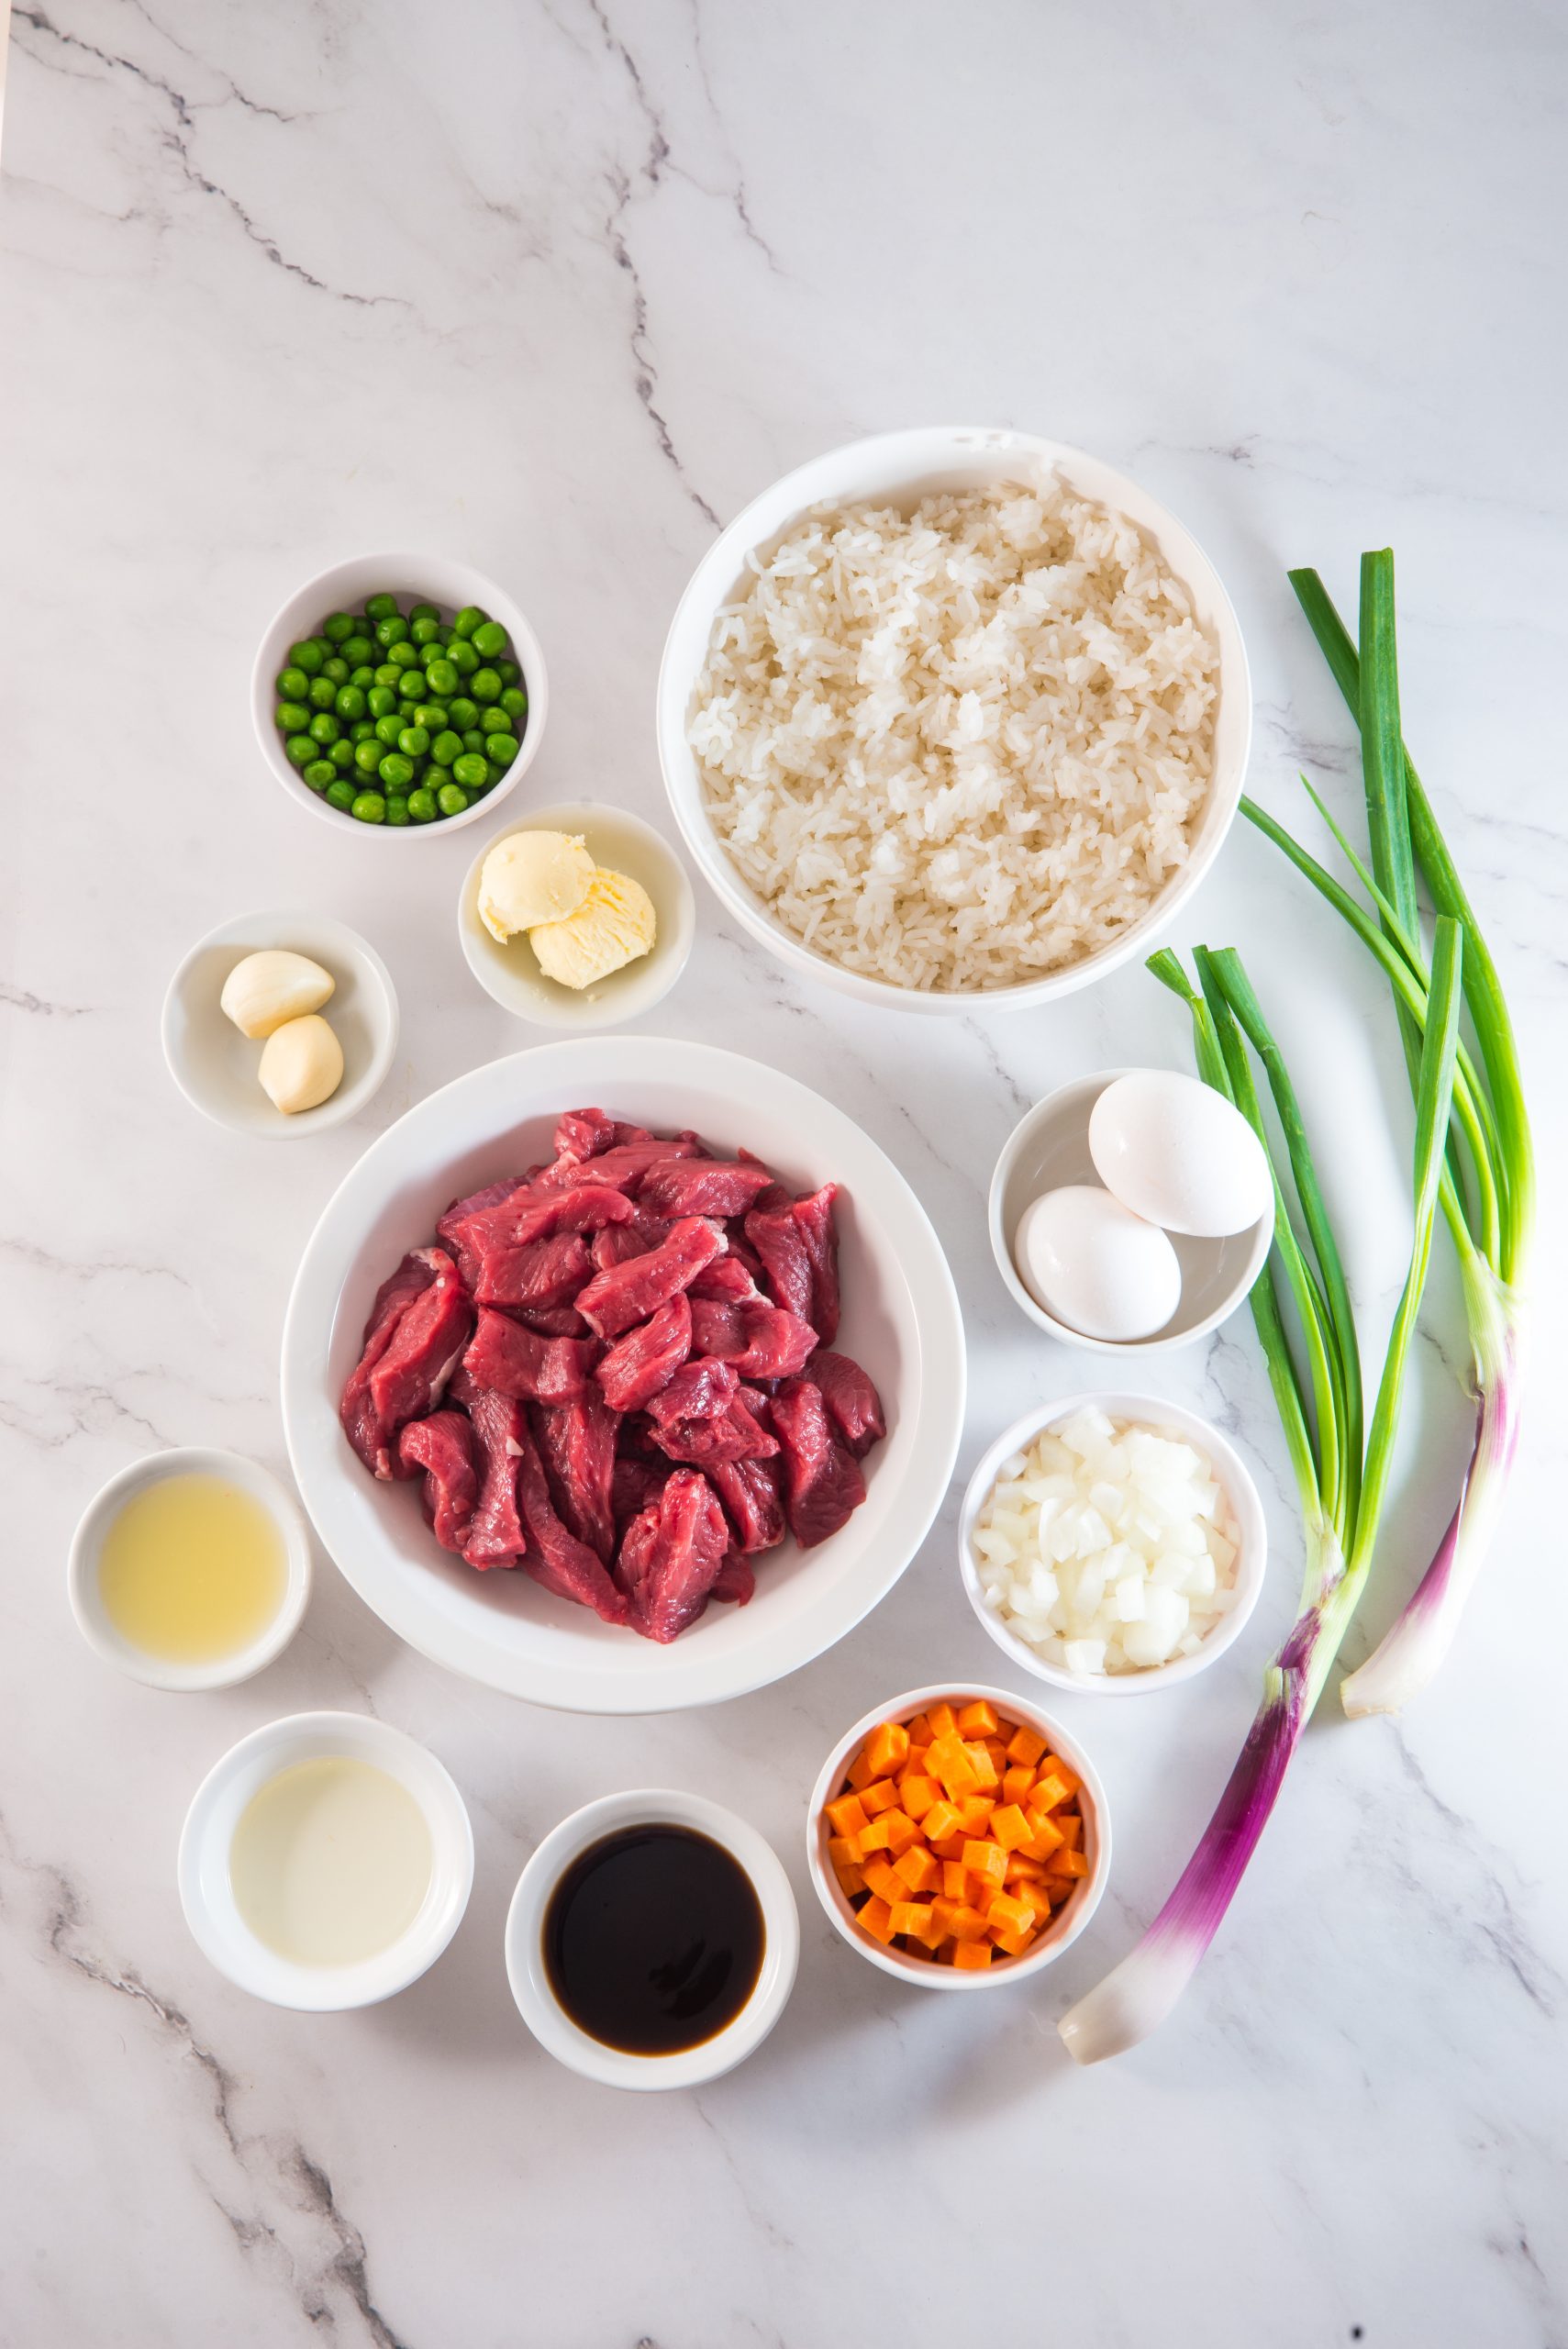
[{"left": 4, "top": 3, "right": 1565, "bottom": 2342}]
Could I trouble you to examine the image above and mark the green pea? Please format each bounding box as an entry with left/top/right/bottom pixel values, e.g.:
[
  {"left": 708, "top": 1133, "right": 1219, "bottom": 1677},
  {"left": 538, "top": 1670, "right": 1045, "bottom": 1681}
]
[
  {"left": 452, "top": 605, "right": 485, "bottom": 640},
  {"left": 350, "top": 665, "right": 376, "bottom": 690},
  {"left": 410, "top": 616, "right": 442, "bottom": 647},
  {"left": 307, "top": 712, "right": 340, "bottom": 744},
  {"left": 496, "top": 658, "right": 520, "bottom": 685},
  {"left": 448, "top": 696, "right": 478, "bottom": 730},
  {"left": 336, "top": 684, "right": 367, "bottom": 722},
  {"left": 479, "top": 706, "right": 509, "bottom": 733},
  {"left": 367, "top": 685, "right": 398, "bottom": 718},
  {"left": 469, "top": 667, "right": 501, "bottom": 705},
  {"left": 412, "top": 705, "right": 446, "bottom": 733},
  {"left": 341, "top": 634, "right": 374, "bottom": 669},
  {"left": 384, "top": 796, "right": 411, "bottom": 827},
  {"left": 302, "top": 758, "right": 335, "bottom": 791},
  {"left": 486, "top": 732, "right": 520, "bottom": 768},
  {"left": 351, "top": 790, "right": 387, "bottom": 824},
  {"left": 446, "top": 637, "right": 479, "bottom": 676},
  {"left": 354, "top": 738, "right": 384, "bottom": 775},
  {"left": 409, "top": 601, "right": 440, "bottom": 623},
  {"left": 397, "top": 669, "right": 426, "bottom": 701},
  {"left": 329, "top": 738, "right": 356, "bottom": 771},
  {"left": 373, "top": 663, "right": 402, "bottom": 690},
  {"left": 417, "top": 640, "right": 443, "bottom": 670},
  {"left": 461, "top": 729, "right": 486, "bottom": 754},
  {"left": 374, "top": 614, "right": 410, "bottom": 650},
  {"left": 363, "top": 593, "right": 400, "bottom": 622},
  {"left": 275, "top": 701, "right": 311, "bottom": 735},
  {"left": 452, "top": 752, "right": 491, "bottom": 790},
  {"left": 424, "top": 657, "right": 459, "bottom": 698},
  {"left": 290, "top": 639, "right": 325, "bottom": 674},
  {"left": 429, "top": 729, "right": 462, "bottom": 768},
  {"left": 327, "top": 777, "right": 358, "bottom": 811},
  {"left": 387, "top": 640, "right": 420, "bottom": 670},
  {"left": 322, "top": 656, "right": 350, "bottom": 686},
  {"left": 378, "top": 751, "right": 415, "bottom": 790},
  {"left": 322, "top": 612, "right": 354, "bottom": 643},
  {"left": 285, "top": 733, "right": 317, "bottom": 769},
  {"left": 435, "top": 782, "right": 469, "bottom": 818},
  {"left": 276, "top": 665, "right": 309, "bottom": 701},
  {"left": 499, "top": 687, "right": 528, "bottom": 721},
  {"left": 397, "top": 725, "right": 430, "bottom": 758},
  {"left": 350, "top": 719, "right": 377, "bottom": 743},
  {"left": 308, "top": 676, "right": 338, "bottom": 711},
  {"left": 373, "top": 713, "right": 405, "bottom": 748},
  {"left": 407, "top": 786, "right": 438, "bottom": 822},
  {"left": 472, "top": 619, "right": 508, "bottom": 660}
]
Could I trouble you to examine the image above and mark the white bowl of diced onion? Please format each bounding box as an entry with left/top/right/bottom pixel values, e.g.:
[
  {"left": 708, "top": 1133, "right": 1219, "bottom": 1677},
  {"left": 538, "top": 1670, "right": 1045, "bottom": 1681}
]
[{"left": 958, "top": 1395, "right": 1267, "bottom": 1695}]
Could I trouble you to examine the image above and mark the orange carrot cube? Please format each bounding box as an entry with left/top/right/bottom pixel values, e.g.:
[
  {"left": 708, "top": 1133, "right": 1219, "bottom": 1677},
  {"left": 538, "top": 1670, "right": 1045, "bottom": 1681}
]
[
  {"left": 929, "top": 1735, "right": 980, "bottom": 1798},
  {"left": 894, "top": 1843, "right": 940, "bottom": 1896},
  {"left": 859, "top": 1895, "right": 897, "bottom": 1944},
  {"left": 989, "top": 1922, "right": 1034, "bottom": 1958},
  {"left": 1005, "top": 1853, "right": 1047, "bottom": 1884},
  {"left": 883, "top": 1811, "right": 920, "bottom": 1858},
  {"left": 989, "top": 1804, "right": 1034, "bottom": 1853},
  {"left": 929, "top": 1895, "right": 962, "bottom": 1935},
  {"left": 1026, "top": 1809, "right": 1065, "bottom": 1856},
  {"left": 929, "top": 1832, "right": 968, "bottom": 1863},
  {"left": 920, "top": 1798, "right": 962, "bottom": 1844},
  {"left": 941, "top": 1859, "right": 969, "bottom": 1900},
  {"left": 862, "top": 1855, "right": 906, "bottom": 1905},
  {"left": 956, "top": 1698, "right": 1000, "bottom": 1738},
  {"left": 949, "top": 1904, "right": 991, "bottom": 1943},
  {"left": 1049, "top": 1846, "right": 1091, "bottom": 1880},
  {"left": 951, "top": 1939, "right": 993, "bottom": 1971},
  {"left": 986, "top": 1889, "right": 1035, "bottom": 1936},
  {"left": 927, "top": 1701, "right": 959, "bottom": 1741},
  {"left": 1002, "top": 1764, "right": 1036, "bottom": 1807},
  {"left": 964, "top": 1742, "right": 999, "bottom": 1790},
  {"left": 846, "top": 1744, "right": 879, "bottom": 1791},
  {"left": 863, "top": 1720, "right": 910, "bottom": 1779},
  {"left": 1006, "top": 1723, "right": 1047, "bottom": 1767},
  {"left": 826, "top": 1793, "right": 870, "bottom": 1841},
  {"left": 889, "top": 1898, "right": 930, "bottom": 1936},
  {"left": 905, "top": 1711, "right": 932, "bottom": 1744},
  {"left": 1032, "top": 1771, "right": 1071, "bottom": 1811},
  {"left": 900, "top": 1775, "right": 940, "bottom": 1822},
  {"left": 858, "top": 1816, "right": 894, "bottom": 1854},
  {"left": 962, "top": 1839, "right": 1006, "bottom": 1887},
  {"left": 957, "top": 1795, "right": 995, "bottom": 1835},
  {"left": 859, "top": 1776, "right": 897, "bottom": 1818},
  {"left": 827, "top": 1834, "right": 858, "bottom": 1870},
  {"left": 1057, "top": 1811, "right": 1084, "bottom": 1849},
  {"left": 833, "top": 1862, "right": 867, "bottom": 1897}
]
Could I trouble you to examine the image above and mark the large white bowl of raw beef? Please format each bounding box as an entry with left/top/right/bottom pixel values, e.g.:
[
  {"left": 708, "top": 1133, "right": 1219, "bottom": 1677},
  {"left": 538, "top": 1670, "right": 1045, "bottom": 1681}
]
[{"left": 281, "top": 1036, "right": 965, "bottom": 1712}]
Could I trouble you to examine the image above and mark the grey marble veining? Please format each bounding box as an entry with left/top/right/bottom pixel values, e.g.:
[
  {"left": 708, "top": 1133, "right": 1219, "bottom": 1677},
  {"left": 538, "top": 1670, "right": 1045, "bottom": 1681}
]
[{"left": 3, "top": 2, "right": 1566, "bottom": 2343}]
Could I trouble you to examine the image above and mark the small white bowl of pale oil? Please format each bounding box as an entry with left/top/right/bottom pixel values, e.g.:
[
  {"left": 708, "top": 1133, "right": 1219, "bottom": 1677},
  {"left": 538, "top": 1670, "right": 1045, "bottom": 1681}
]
[
  {"left": 179, "top": 1711, "right": 474, "bottom": 2010},
  {"left": 68, "top": 1448, "right": 312, "bottom": 1691}
]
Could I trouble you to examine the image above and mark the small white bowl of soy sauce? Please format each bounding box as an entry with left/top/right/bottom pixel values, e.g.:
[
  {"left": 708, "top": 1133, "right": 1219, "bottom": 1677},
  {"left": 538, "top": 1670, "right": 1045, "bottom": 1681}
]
[{"left": 505, "top": 1790, "right": 799, "bottom": 2089}]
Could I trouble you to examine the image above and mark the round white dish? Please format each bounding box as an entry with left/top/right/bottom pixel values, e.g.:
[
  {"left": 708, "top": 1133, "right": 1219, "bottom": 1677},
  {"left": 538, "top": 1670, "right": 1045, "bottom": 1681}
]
[
  {"left": 457, "top": 802, "right": 695, "bottom": 1029},
  {"left": 806, "top": 1682, "right": 1110, "bottom": 1987},
  {"left": 67, "top": 1446, "right": 312, "bottom": 1691},
  {"left": 162, "top": 908, "right": 399, "bottom": 1139},
  {"left": 656, "top": 425, "right": 1251, "bottom": 1014},
  {"left": 957, "top": 1394, "right": 1268, "bottom": 1696},
  {"left": 251, "top": 551, "right": 548, "bottom": 839},
  {"left": 989, "top": 1068, "right": 1273, "bottom": 1353},
  {"left": 178, "top": 1709, "right": 473, "bottom": 2009},
  {"left": 505, "top": 1787, "right": 799, "bottom": 2088},
  {"left": 280, "top": 1035, "right": 966, "bottom": 1714}
]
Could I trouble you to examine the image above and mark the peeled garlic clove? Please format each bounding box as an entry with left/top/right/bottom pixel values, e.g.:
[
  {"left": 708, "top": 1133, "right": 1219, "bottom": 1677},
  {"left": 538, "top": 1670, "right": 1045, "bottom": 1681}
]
[
  {"left": 220, "top": 949, "right": 335, "bottom": 1039},
  {"left": 259, "top": 1014, "right": 344, "bottom": 1114}
]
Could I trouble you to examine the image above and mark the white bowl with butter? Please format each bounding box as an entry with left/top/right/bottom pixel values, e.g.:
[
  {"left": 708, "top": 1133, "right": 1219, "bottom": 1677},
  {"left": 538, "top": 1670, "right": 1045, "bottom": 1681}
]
[
  {"left": 162, "top": 908, "right": 399, "bottom": 1137},
  {"left": 458, "top": 803, "right": 695, "bottom": 1029},
  {"left": 178, "top": 1710, "right": 474, "bottom": 2010}
]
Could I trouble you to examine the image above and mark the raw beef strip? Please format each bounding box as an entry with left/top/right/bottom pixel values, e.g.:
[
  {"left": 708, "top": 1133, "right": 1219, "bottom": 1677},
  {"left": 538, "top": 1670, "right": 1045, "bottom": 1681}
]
[
  {"left": 448, "top": 1374, "right": 528, "bottom": 1569},
  {"left": 689, "top": 1298, "right": 818, "bottom": 1381},
  {"left": 804, "top": 1350, "right": 886, "bottom": 1457},
  {"left": 646, "top": 1357, "right": 739, "bottom": 1427},
  {"left": 743, "top": 1199, "right": 813, "bottom": 1323},
  {"left": 711, "top": 1550, "right": 755, "bottom": 1606},
  {"left": 342, "top": 1247, "right": 473, "bottom": 1480},
  {"left": 595, "top": 1293, "right": 693, "bottom": 1412},
  {"left": 397, "top": 1412, "right": 479, "bottom": 1554},
  {"left": 446, "top": 1185, "right": 629, "bottom": 1286},
  {"left": 617, "top": 1469, "right": 730, "bottom": 1643},
  {"left": 540, "top": 1137, "right": 700, "bottom": 1196},
  {"left": 592, "top": 1224, "right": 650, "bottom": 1274},
  {"left": 639, "top": 1159, "right": 777, "bottom": 1219},
  {"left": 463, "top": 1308, "right": 596, "bottom": 1404},
  {"left": 789, "top": 1185, "right": 840, "bottom": 1344},
  {"left": 513, "top": 1418, "right": 628, "bottom": 1624},
  {"left": 688, "top": 1253, "right": 762, "bottom": 1305},
  {"left": 611, "top": 1453, "right": 667, "bottom": 1530},
  {"left": 472, "top": 1231, "right": 589, "bottom": 1312},
  {"left": 552, "top": 1108, "right": 654, "bottom": 1163},
  {"left": 511, "top": 1303, "right": 589, "bottom": 1339},
  {"left": 575, "top": 1217, "right": 725, "bottom": 1340},
  {"left": 769, "top": 1376, "right": 866, "bottom": 1548},
  {"left": 436, "top": 1177, "right": 525, "bottom": 1253},
  {"left": 533, "top": 1389, "right": 621, "bottom": 1562},
  {"left": 708, "top": 1453, "right": 786, "bottom": 1554},
  {"left": 744, "top": 1186, "right": 840, "bottom": 1342},
  {"left": 649, "top": 1386, "right": 779, "bottom": 1467}
]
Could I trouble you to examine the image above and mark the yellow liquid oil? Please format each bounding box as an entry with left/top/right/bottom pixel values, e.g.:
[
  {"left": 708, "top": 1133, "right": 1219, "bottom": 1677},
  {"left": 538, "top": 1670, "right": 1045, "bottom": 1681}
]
[
  {"left": 229, "top": 1756, "right": 434, "bottom": 1967},
  {"left": 97, "top": 1474, "right": 286, "bottom": 1664}
]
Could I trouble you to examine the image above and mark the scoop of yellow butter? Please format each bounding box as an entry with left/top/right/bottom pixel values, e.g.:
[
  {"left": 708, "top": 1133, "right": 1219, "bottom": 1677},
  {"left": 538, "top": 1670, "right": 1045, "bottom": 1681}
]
[
  {"left": 530, "top": 868, "right": 657, "bottom": 990},
  {"left": 478, "top": 830, "right": 595, "bottom": 943}
]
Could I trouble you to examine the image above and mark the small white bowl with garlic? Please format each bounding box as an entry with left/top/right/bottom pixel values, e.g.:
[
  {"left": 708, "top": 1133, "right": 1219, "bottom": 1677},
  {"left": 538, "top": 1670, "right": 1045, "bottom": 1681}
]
[
  {"left": 958, "top": 1394, "right": 1267, "bottom": 1695},
  {"left": 162, "top": 910, "right": 398, "bottom": 1138}
]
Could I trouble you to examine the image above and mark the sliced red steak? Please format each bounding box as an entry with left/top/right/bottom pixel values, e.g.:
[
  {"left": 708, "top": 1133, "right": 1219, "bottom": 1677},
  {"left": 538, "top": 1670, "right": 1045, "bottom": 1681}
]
[
  {"left": 646, "top": 1357, "right": 738, "bottom": 1426},
  {"left": 689, "top": 1297, "right": 818, "bottom": 1381},
  {"left": 790, "top": 1184, "right": 840, "bottom": 1344},
  {"left": 510, "top": 1302, "right": 589, "bottom": 1339},
  {"left": 397, "top": 1411, "right": 480, "bottom": 1553},
  {"left": 649, "top": 1386, "right": 779, "bottom": 1467},
  {"left": 711, "top": 1550, "right": 756, "bottom": 1606},
  {"left": 770, "top": 1375, "right": 866, "bottom": 1547},
  {"left": 471, "top": 1231, "right": 590, "bottom": 1312},
  {"left": 513, "top": 1418, "right": 628, "bottom": 1624},
  {"left": 342, "top": 1247, "right": 473, "bottom": 1480},
  {"left": 743, "top": 1199, "right": 813, "bottom": 1322},
  {"left": 595, "top": 1292, "right": 693, "bottom": 1412},
  {"left": 540, "top": 1136, "right": 701, "bottom": 1196},
  {"left": 688, "top": 1253, "right": 762, "bottom": 1305},
  {"left": 617, "top": 1469, "right": 730, "bottom": 1643},
  {"left": 340, "top": 1250, "right": 441, "bottom": 1477},
  {"left": 708, "top": 1453, "right": 786, "bottom": 1554},
  {"left": 533, "top": 1389, "right": 620, "bottom": 1563},
  {"left": 448, "top": 1373, "right": 528, "bottom": 1569},
  {"left": 574, "top": 1216, "right": 725, "bottom": 1340},
  {"left": 552, "top": 1108, "right": 655, "bottom": 1163},
  {"left": 803, "top": 1349, "right": 886, "bottom": 1458},
  {"left": 436, "top": 1177, "right": 525, "bottom": 1252},
  {"left": 611, "top": 1453, "right": 667, "bottom": 1531},
  {"left": 639, "top": 1158, "right": 777, "bottom": 1219},
  {"left": 463, "top": 1308, "right": 596, "bottom": 1404},
  {"left": 445, "top": 1184, "right": 630, "bottom": 1286}
]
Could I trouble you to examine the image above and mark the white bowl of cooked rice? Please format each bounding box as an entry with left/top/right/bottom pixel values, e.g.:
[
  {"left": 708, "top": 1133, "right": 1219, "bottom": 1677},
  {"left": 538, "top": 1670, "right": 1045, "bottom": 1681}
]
[{"left": 658, "top": 427, "right": 1251, "bottom": 1010}]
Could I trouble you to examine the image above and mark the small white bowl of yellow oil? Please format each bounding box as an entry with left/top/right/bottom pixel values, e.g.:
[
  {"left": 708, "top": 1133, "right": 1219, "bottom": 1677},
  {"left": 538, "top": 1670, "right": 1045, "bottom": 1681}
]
[
  {"left": 179, "top": 1711, "right": 475, "bottom": 2010},
  {"left": 68, "top": 1448, "right": 312, "bottom": 1691}
]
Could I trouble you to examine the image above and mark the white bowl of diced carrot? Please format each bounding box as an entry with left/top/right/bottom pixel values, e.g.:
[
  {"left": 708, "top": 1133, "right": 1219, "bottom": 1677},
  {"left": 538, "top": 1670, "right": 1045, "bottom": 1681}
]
[{"left": 806, "top": 1685, "right": 1111, "bottom": 1987}]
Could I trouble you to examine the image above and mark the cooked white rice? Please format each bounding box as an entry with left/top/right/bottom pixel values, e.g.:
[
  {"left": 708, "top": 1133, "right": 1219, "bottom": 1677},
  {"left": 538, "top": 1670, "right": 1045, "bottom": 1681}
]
[{"left": 687, "top": 474, "right": 1219, "bottom": 993}]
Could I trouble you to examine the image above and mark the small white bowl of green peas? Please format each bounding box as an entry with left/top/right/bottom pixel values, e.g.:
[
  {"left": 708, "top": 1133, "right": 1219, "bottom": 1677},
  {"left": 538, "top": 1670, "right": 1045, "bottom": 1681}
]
[{"left": 252, "top": 553, "right": 549, "bottom": 837}]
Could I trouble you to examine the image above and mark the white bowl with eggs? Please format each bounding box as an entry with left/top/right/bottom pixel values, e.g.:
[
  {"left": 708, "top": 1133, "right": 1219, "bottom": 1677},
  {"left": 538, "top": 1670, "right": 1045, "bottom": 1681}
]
[
  {"left": 657, "top": 425, "right": 1251, "bottom": 1014},
  {"left": 958, "top": 1397, "right": 1268, "bottom": 1697},
  {"left": 252, "top": 551, "right": 547, "bottom": 839},
  {"left": 989, "top": 1067, "right": 1273, "bottom": 1353},
  {"left": 458, "top": 803, "right": 695, "bottom": 1029},
  {"left": 162, "top": 909, "right": 399, "bottom": 1138},
  {"left": 178, "top": 1709, "right": 475, "bottom": 2010}
]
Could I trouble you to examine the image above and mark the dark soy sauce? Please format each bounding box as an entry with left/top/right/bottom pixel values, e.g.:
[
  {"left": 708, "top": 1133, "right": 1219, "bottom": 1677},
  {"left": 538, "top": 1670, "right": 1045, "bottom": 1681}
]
[{"left": 543, "top": 1824, "right": 765, "bottom": 2056}]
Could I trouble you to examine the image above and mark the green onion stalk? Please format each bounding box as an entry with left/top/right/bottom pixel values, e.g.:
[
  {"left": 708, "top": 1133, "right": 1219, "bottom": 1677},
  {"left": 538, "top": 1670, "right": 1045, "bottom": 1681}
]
[
  {"left": 1059, "top": 923, "right": 1463, "bottom": 2064},
  {"left": 1242, "top": 553, "right": 1533, "bottom": 1718}
]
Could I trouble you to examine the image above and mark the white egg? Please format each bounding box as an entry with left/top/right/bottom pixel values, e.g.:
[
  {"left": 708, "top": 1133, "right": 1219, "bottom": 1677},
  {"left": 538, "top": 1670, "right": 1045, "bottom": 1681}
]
[
  {"left": 1013, "top": 1186, "right": 1183, "bottom": 1343},
  {"left": 1088, "top": 1070, "right": 1273, "bottom": 1238}
]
